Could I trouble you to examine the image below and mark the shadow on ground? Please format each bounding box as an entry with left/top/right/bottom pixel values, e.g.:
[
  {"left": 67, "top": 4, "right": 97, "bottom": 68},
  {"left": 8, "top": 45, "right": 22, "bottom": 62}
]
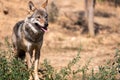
[{"left": 60, "top": 10, "right": 117, "bottom": 35}]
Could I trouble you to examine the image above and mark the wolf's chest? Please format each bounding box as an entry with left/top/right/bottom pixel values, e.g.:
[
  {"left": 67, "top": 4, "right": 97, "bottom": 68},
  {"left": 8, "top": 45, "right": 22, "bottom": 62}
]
[{"left": 22, "top": 23, "right": 44, "bottom": 43}]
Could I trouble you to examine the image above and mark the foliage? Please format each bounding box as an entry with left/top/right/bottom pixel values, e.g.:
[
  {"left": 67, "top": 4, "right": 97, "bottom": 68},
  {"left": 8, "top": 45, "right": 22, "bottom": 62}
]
[
  {"left": 87, "top": 49, "right": 120, "bottom": 80},
  {"left": 0, "top": 38, "right": 119, "bottom": 80},
  {"left": 0, "top": 55, "right": 29, "bottom": 80},
  {"left": 0, "top": 37, "right": 29, "bottom": 80},
  {"left": 42, "top": 52, "right": 82, "bottom": 80},
  {"left": 41, "top": 49, "right": 120, "bottom": 80}
]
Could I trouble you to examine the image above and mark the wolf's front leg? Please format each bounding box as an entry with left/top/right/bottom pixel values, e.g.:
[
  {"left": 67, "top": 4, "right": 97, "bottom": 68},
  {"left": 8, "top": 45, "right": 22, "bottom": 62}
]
[
  {"left": 34, "top": 48, "right": 40, "bottom": 80},
  {"left": 26, "top": 51, "right": 33, "bottom": 80},
  {"left": 26, "top": 51, "right": 33, "bottom": 68}
]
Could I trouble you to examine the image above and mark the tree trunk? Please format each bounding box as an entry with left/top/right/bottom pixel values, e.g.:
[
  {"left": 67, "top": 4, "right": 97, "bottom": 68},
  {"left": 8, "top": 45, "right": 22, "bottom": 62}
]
[
  {"left": 88, "top": 0, "right": 95, "bottom": 37},
  {"left": 84, "top": 0, "right": 95, "bottom": 37}
]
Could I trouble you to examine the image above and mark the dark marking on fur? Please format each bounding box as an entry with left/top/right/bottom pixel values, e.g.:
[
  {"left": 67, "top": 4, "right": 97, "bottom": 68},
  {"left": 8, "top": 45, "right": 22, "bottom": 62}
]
[
  {"left": 24, "top": 23, "right": 44, "bottom": 43},
  {"left": 13, "top": 20, "right": 24, "bottom": 38},
  {"left": 16, "top": 49, "right": 25, "bottom": 60}
]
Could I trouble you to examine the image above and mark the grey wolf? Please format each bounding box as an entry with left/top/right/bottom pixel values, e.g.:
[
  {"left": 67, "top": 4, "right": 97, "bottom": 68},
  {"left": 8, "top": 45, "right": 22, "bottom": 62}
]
[{"left": 12, "top": 0, "right": 48, "bottom": 80}]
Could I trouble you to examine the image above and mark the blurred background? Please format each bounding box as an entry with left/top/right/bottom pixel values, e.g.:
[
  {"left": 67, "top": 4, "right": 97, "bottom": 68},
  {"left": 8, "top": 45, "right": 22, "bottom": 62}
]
[{"left": 0, "top": 0, "right": 120, "bottom": 71}]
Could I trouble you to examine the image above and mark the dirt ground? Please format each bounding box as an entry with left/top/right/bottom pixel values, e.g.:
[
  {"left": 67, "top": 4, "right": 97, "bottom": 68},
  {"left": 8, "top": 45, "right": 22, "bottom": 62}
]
[{"left": 0, "top": 0, "right": 120, "bottom": 72}]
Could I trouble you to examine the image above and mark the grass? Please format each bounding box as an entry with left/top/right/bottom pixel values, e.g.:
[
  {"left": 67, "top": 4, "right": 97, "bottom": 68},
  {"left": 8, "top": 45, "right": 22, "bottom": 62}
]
[{"left": 0, "top": 38, "right": 119, "bottom": 80}]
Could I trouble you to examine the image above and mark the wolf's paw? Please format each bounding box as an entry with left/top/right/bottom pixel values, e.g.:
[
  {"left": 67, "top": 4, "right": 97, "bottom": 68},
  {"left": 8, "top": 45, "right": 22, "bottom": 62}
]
[{"left": 34, "top": 75, "right": 40, "bottom": 80}]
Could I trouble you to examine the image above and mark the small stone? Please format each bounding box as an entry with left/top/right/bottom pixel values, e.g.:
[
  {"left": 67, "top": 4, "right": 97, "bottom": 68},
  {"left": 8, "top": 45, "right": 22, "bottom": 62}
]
[{"left": 3, "top": 8, "right": 9, "bottom": 15}]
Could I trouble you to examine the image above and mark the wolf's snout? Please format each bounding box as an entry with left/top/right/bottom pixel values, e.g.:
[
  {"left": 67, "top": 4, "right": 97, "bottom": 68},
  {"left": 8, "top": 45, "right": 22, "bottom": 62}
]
[{"left": 45, "top": 23, "right": 48, "bottom": 27}]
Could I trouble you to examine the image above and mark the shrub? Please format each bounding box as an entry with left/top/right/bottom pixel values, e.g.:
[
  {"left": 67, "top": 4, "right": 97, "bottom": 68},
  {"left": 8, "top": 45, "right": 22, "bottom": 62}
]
[
  {"left": 41, "top": 49, "right": 120, "bottom": 80},
  {"left": 0, "top": 38, "right": 120, "bottom": 80},
  {"left": 0, "top": 37, "right": 29, "bottom": 80},
  {"left": 0, "top": 56, "right": 29, "bottom": 80},
  {"left": 87, "top": 49, "right": 120, "bottom": 80},
  {"left": 41, "top": 49, "right": 91, "bottom": 80},
  {"left": 41, "top": 53, "right": 82, "bottom": 80}
]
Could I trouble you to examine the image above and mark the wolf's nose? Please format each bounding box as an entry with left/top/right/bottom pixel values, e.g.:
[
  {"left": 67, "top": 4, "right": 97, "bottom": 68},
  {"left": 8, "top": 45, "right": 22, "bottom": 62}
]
[{"left": 45, "top": 23, "right": 48, "bottom": 27}]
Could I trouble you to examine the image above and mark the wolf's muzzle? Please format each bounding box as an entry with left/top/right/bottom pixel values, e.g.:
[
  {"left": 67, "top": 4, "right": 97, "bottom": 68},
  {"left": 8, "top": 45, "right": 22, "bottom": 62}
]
[{"left": 45, "top": 23, "right": 48, "bottom": 27}]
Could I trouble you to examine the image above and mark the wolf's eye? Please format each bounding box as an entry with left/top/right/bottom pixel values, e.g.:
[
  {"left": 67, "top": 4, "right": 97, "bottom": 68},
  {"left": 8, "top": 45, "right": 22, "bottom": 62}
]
[{"left": 37, "top": 16, "right": 41, "bottom": 18}]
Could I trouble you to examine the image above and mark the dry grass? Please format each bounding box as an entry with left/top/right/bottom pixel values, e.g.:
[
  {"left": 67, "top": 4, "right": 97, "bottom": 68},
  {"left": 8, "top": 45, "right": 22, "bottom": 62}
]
[{"left": 0, "top": 0, "right": 120, "bottom": 74}]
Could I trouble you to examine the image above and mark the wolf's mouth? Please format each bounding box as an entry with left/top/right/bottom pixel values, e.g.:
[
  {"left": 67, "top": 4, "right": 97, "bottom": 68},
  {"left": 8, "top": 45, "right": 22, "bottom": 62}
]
[{"left": 34, "top": 23, "right": 47, "bottom": 32}]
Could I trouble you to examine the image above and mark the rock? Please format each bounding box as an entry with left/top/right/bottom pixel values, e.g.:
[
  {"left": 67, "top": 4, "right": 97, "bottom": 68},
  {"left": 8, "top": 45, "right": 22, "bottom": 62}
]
[{"left": 3, "top": 8, "right": 8, "bottom": 15}]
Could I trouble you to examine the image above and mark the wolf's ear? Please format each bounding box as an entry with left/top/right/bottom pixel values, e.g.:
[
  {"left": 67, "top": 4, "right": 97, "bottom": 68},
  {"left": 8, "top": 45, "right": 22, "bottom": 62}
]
[
  {"left": 41, "top": 0, "right": 48, "bottom": 9},
  {"left": 28, "top": 1, "right": 36, "bottom": 11}
]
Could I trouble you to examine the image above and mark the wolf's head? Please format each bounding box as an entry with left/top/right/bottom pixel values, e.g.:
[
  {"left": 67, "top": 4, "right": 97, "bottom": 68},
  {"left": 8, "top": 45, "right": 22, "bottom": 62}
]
[{"left": 26, "top": 0, "right": 48, "bottom": 33}]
